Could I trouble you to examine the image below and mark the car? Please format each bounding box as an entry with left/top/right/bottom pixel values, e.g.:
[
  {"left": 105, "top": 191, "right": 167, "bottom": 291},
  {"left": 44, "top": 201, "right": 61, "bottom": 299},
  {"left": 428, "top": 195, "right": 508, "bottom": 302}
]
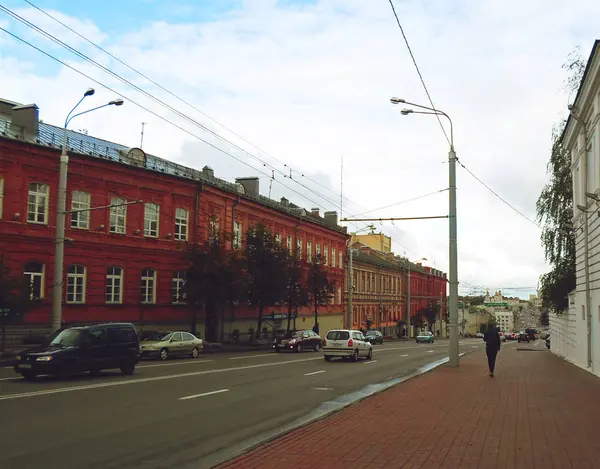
[
  {"left": 545, "top": 335, "right": 550, "bottom": 349},
  {"left": 517, "top": 332, "right": 530, "bottom": 343},
  {"left": 499, "top": 332, "right": 506, "bottom": 342},
  {"left": 416, "top": 331, "right": 435, "bottom": 344},
  {"left": 140, "top": 331, "right": 204, "bottom": 360},
  {"left": 273, "top": 330, "right": 322, "bottom": 352},
  {"left": 364, "top": 330, "right": 384, "bottom": 344},
  {"left": 323, "top": 329, "right": 372, "bottom": 361},
  {"left": 14, "top": 322, "right": 140, "bottom": 380},
  {"left": 475, "top": 332, "right": 484, "bottom": 338}
]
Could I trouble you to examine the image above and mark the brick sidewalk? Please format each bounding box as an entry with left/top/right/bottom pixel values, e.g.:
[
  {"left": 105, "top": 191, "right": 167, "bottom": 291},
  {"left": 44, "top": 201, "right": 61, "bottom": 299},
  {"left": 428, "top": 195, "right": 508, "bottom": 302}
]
[{"left": 216, "top": 346, "right": 600, "bottom": 469}]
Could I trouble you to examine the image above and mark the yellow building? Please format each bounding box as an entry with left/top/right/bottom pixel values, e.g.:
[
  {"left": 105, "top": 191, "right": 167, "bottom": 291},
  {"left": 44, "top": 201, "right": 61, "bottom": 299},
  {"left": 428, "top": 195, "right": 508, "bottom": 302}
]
[{"left": 353, "top": 233, "right": 392, "bottom": 254}]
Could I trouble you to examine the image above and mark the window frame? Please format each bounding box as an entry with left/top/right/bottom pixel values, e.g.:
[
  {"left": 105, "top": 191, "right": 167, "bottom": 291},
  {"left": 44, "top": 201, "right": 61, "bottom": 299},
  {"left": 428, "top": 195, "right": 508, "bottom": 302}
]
[
  {"left": 144, "top": 203, "right": 160, "bottom": 238},
  {"left": 105, "top": 266, "right": 124, "bottom": 304},
  {"left": 66, "top": 264, "right": 86, "bottom": 304},
  {"left": 27, "top": 182, "right": 49, "bottom": 225},
  {"left": 174, "top": 207, "right": 189, "bottom": 241},
  {"left": 233, "top": 220, "right": 243, "bottom": 249},
  {"left": 141, "top": 268, "right": 157, "bottom": 304},
  {"left": 24, "top": 261, "right": 45, "bottom": 300},
  {"left": 109, "top": 197, "right": 127, "bottom": 234},
  {"left": 0, "top": 176, "right": 4, "bottom": 220},
  {"left": 70, "top": 190, "right": 91, "bottom": 230},
  {"left": 172, "top": 271, "right": 186, "bottom": 304}
]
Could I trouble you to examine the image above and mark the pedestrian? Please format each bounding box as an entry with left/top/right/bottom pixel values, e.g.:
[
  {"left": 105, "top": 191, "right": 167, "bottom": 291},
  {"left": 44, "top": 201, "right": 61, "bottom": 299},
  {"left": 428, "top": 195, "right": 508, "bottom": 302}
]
[{"left": 483, "top": 326, "right": 501, "bottom": 377}]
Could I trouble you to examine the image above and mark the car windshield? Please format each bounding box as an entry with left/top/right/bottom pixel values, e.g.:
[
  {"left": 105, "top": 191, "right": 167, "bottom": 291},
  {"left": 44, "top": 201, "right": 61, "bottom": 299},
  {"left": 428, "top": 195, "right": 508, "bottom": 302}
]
[
  {"left": 50, "top": 329, "right": 83, "bottom": 346},
  {"left": 420, "top": 332, "right": 431, "bottom": 336},
  {"left": 143, "top": 332, "right": 169, "bottom": 341},
  {"left": 327, "top": 331, "right": 350, "bottom": 340},
  {"left": 160, "top": 333, "right": 174, "bottom": 342},
  {"left": 365, "top": 331, "right": 377, "bottom": 336}
]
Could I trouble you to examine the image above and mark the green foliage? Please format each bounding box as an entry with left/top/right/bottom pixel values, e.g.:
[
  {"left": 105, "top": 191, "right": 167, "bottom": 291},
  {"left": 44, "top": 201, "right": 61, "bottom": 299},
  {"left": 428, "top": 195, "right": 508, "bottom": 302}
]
[
  {"left": 0, "top": 255, "right": 32, "bottom": 352},
  {"left": 410, "top": 312, "right": 425, "bottom": 329},
  {"left": 540, "top": 310, "right": 550, "bottom": 327},
  {"left": 536, "top": 48, "right": 585, "bottom": 314},
  {"left": 306, "top": 254, "right": 335, "bottom": 335},
  {"left": 285, "top": 251, "right": 309, "bottom": 332}
]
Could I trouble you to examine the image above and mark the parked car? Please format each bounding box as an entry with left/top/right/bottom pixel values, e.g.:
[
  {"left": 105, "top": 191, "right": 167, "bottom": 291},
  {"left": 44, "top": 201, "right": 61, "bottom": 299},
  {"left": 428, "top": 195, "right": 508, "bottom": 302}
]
[
  {"left": 517, "top": 332, "right": 530, "bottom": 343},
  {"left": 273, "top": 330, "right": 322, "bottom": 352},
  {"left": 140, "top": 331, "right": 203, "bottom": 360},
  {"left": 323, "top": 329, "right": 372, "bottom": 361},
  {"left": 14, "top": 322, "right": 140, "bottom": 380},
  {"left": 364, "top": 330, "right": 384, "bottom": 345},
  {"left": 545, "top": 335, "right": 550, "bottom": 349},
  {"left": 499, "top": 332, "right": 506, "bottom": 342},
  {"left": 416, "top": 331, "right": 435, "bottom": 344}
]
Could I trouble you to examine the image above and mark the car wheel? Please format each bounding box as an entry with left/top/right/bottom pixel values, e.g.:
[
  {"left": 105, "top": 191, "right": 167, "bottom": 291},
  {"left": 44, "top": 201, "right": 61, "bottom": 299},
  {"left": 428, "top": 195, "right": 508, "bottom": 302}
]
[
  {"left": 324, "top": 355, "right": 331, "bottom": 361},
  {"left": 352, "top": 349, "right": 359, "bottom": 362},
  {"left": 159, "top": 348, "right": 169, "bottom": 361},
  {"left": 274, "top": 347, "right": 280, "bottom": 353},
  {"left": 297, "top": 344, "right": 303, "bottom": 353},
  {"left": 120, "top": 361, "right": 135, "bottom": 375},
  {"left": 367, "top": 348, "right": 373, "bottom": 360},
  {"left": 191, "top": 347, "right": 200, "bottom": 358},
  {"left": 314, "top": 343, "right": 320, "bottom": 352}
]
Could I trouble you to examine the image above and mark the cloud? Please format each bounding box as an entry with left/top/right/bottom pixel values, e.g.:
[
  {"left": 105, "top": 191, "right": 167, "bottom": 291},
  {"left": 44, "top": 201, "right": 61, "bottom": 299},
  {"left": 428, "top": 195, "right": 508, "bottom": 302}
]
[{"left": 1, "top": 0, "right": 598, "bottom": 298}]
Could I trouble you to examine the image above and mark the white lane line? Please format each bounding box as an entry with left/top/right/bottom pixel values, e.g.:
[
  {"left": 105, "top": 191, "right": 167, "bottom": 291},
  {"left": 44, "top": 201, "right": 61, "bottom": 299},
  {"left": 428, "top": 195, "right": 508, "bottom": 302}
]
[
  {"left": 400, "top": 354, "right": 409, "bottom": 357},
  {"left": 0, "top": 376, "right": 20, "bottom": 381},
  {"left": 0, "top": 355, "right": 325, "bottom": 402},
  {"left": 426, "top": 350, "right": 434, "bottom": 353},
  {"left": 472, "top": 346, "right": 478, "bottom": 349},
  {"left": 313, "top": 387, "right": 333, "bottom": 391},
  {"left": 304, "top": 370, "right": 325, "bottom": 376},
  {"left": 179, "top": 388, "right": 229, "bottom": 401},
  {"left": 139, "top": 360, "right": 212, "bottom": 369},
  {"left": 229, "top": 354, "right": 274, "bottom": 360},
  {"left": 364, "top": 360, "right": 378, "bottom": 365}
]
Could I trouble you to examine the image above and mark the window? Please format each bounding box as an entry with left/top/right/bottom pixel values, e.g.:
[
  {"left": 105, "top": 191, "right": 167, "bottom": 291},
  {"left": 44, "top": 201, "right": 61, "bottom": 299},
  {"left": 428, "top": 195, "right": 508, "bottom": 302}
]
[
  {"left": 70, "top": 191, "right": 91, "bottom": 229},
  {"left": 209, "top": 217, "right": 219, "bottom": 239},
  {"left": 233, "top": 221, "right": 242, "bottom": 249},
  {"left": 339, "top": 250, "right": 343, "bottom": 269},
  {"left": 353, "top": 306, "right": 358, "bottom": 325},
  {"left": 332, "top": 248, "right": 336, "bottom": 268},
  {"left": 144, "top": 203, "right": 160, "bottom": 238},
  {"left": 316, "top": 243, "right": 321, "bottom": 258},
  {"left": 172, "top": 271, "right": 186, "bottom": 304},
  {"left": 24, "top": 261, "right": 44, "bottom": 299},
  {"left": 0, "top": 177, "right": 4, "bottom": 219},
  {"left": 174, "top": 208, "right": 188, "bottom": 241},
  {"left": 287, "top": 234, "right": 292, "bottom": 254},
  {"left": 182, "top": 332, "right": 195, "bottom": 341},
  {"left": 109, "top": 197, "right": 126, "bottom": 234},
  {"left": 297, "top": 237, "right": 303, "bottom": 257},
  {"left": 27, "top": 183, "right": 49, "bottom": 224},
  {"left": 106, "top": 267, "right": 123, "bottom": 304},
  {"left": 587, "top": 132, "right": 596, "bottom": 192},
  {"left": 275, "top": 233, "right": 282, "bottom": 245},
  {"left": 172, "top": 332, "right": 183, "bottom": 342},
  {"left": 141, "top": 268, "right": 157, "bottom": 304},
  {"left": 582, "top": 305, "right": 586, "bottom": 321},
  {"left": 307, "top": 241, "right": 312, "bottom": 262},
  {"left": 66, "top": 264, "right": 86, "bottom": 304},
  {"left": 337, "top": 287, "right": 342, "bottom": 305},
  {"left": 324, "top": 246, "right": 329, "bottom": 266}
]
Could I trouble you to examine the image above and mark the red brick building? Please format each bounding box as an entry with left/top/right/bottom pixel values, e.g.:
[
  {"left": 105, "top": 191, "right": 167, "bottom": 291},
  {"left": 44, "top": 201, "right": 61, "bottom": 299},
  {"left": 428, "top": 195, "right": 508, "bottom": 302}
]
[{"left": 0, "top": 98, "right": 348, "bottom": 341}]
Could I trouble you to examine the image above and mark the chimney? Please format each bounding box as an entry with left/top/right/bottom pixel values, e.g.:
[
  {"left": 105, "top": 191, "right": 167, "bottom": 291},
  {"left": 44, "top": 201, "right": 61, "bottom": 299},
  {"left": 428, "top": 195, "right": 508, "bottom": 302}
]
[
  {"left": 235, "top": 177, "right": 260, "bottom": 198},
  {"left": 10, "top": 104, "right": 39, "bottom": 139},
  {"left": 310, "top": 207, "right": 320, "bottom": 217},
  {"left": 280, "top": 197, "right": 289, "bottom": 206},
  {"left": 323, "top": 211, "right": 338, "bottom": 227},
  {"left": 202, "top": 165, "right": 214, "bottom": 179}
]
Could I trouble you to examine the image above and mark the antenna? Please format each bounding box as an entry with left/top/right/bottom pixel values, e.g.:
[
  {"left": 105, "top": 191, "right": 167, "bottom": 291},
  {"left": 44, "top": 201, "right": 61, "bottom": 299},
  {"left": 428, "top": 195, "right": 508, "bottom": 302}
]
[
  {"left": 268, "top": 169, "right": 275, "bottom": 198},
  {"left": 340, "top": 155, "right": 344, "bottom": 221},
  {"left": 140, "top": 122, "right": 147, "bottom": 148}
]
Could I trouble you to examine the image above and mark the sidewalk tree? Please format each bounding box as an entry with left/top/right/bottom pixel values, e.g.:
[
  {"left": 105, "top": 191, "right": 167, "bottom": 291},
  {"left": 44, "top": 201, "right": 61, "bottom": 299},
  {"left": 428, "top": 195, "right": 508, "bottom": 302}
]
[
  {"left": 0, "top": 256, "right": 32, "bottom": 352},
  {"left": 185, "top": 226, "right": 247, "bottom": 342},
  {"left": 410, "top": 311, "right": 425, "bottom": 330},
  {"left": 536, "top": 48, "right": 586, "bottom": 314},
  {"left": 245, "top": 223, "right": 289, "bottom": 340},
  {"left": 306, "top": 254, "right": 335, "bottom": 335},
  {"left": 285, "top": 251, "right": 308, "bottom": 333}
]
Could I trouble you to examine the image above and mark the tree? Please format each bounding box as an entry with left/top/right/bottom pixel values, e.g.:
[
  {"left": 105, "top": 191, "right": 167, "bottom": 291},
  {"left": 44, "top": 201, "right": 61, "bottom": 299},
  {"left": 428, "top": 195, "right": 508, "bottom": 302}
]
[
  {"left": 284, "top": 251, "right": 309, "bottom": 333},
  {"left": 185, "top": 228, "right": 247, "bottom": 342},
  {"left": 0, "top": 256, "right": 32, "bottom": 352},
  {"left": 245, "top": 224, "right": 289, "bottom": 340},
  {"left": 540, "top": 310, "right": 550, "bottom": 327},
  {"left": 422, "top": 305, "right": 437, "bottom": 330},
  {"left": 536, "top": 48, "right": 586, "bottom": 314},
  {"left": 410, "top": 311, "right": 425, "bottom": 330},
  {"left": 306, "top": 254, "right": 335, "bottom": 335}
]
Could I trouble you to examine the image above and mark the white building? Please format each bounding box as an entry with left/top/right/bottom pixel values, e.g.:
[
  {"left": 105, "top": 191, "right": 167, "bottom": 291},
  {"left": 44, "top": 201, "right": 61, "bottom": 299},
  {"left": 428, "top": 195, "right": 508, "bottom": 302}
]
[
  {"left": 562, "top": 39, "right": 600, "bottom": 377},
  {"left": 494, "top": 310, "right": 513, "bottom": 333}
]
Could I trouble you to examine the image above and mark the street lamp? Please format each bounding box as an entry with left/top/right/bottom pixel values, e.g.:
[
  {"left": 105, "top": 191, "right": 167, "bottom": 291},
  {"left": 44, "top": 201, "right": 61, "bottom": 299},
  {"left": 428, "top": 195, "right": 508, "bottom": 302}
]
[
  {"left": 51, "top": 89, "right": 124, "bottom": 333},
  {"left": 391, "top": 96, "right": 459, "bottom": 367}
]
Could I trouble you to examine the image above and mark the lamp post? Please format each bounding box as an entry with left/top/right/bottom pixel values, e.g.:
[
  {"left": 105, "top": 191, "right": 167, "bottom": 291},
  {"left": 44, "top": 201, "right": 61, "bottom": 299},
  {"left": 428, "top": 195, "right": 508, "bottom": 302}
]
[
  {"left": 51, "top": 89, "right": 124, "bottom": 333},
  {"left": 390, "top": 97, "right": 459, "bottom": 367}
]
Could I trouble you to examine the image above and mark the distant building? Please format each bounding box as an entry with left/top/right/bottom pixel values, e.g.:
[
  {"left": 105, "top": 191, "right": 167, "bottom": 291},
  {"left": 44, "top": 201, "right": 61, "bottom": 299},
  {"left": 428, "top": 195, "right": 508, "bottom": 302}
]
[{"left": 352, "top": 233, "right": 392, "bottom": 254}]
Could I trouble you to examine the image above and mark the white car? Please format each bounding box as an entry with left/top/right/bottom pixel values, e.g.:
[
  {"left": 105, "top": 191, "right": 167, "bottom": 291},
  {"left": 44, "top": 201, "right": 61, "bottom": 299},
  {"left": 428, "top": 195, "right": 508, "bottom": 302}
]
[{"left": 323, "top": 329, "right": 373, "bottom": 362}]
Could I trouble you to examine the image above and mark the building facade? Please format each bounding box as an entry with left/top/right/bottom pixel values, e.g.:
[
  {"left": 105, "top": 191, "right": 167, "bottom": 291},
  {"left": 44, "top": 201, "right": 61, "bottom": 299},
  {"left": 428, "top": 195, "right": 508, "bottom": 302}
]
[
  {"left": 349, "top": 242, "right": 447, "bottom": 337},
  {"left": 0, "top": 98, "right": 348, "bottom": 342},
  {"left": 563, "top": 39, "right": 600, "bottom": 377}
]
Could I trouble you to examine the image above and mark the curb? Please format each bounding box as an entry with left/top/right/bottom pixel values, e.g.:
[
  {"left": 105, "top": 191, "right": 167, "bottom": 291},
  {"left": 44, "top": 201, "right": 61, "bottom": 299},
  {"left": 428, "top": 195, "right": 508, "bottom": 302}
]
[{"left": 199, "top": 351, "right": 468, "bottom": 469}]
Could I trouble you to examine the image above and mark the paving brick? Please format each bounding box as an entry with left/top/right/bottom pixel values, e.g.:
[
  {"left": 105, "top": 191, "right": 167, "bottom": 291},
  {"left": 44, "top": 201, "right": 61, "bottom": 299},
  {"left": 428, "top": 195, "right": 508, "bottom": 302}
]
[{"left": 215, "top": 347, "right": 600, "bottom": 469}]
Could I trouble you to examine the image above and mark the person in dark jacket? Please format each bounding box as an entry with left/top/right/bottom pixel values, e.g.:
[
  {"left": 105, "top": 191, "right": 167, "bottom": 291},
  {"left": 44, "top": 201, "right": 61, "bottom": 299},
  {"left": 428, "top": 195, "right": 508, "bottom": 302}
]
[{"left": 483, "top": 327, "right": 501, "bottom": 377}]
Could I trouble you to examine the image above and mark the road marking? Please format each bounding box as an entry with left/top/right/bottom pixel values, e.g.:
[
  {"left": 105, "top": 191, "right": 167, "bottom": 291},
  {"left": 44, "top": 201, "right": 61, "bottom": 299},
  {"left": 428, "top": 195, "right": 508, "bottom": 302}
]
[
  {"left": 472, "top": 346, "right": 478, "bottom": 349},
  {"left": 0, "top": 376, "right": 20, "bottom": 381},
  {"left": 139, "top": 360, "right": 212, "bottom": 369},
  {"left": 229, "top": 354, "right": 275, "bottom": 360},
  {"left": 426, "top": 350, "right": 434, "bottom": 353},
  {"left": 0, "top": 355, "right": 325, "bottom": 402},
  {"left": 179, "top": 389, "right": 229, "bottom": 400},
  {"left": 364, "top": 360, "right": 378, "bottom": 364},
  {"left": 304, "top": 370, "right": 326, "bottom": 376},
  {"left": 313, "top": 387, "right": 333, "bottom": 391},
  {"left": 400, "top": 354, "right": 409, "bottom": 357}
]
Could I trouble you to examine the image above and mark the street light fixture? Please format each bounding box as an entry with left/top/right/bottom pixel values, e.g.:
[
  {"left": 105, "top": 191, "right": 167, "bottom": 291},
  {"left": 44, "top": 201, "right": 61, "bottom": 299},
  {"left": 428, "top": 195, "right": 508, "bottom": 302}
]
[
  {"left": 51, "top": 89, "right": 125, "bottom": 333},
  {"left": 391, "top": 96, "right": 459, "bottom": 367}
]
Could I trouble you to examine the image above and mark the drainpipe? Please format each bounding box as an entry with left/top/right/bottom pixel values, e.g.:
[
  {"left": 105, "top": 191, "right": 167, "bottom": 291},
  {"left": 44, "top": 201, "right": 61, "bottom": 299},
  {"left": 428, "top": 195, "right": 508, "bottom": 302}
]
[
  {"left": 570, "top": 108, "right": 593, "bottom": 369},
  {"left": 346, "top": 237, "right": 353, "bottom": 330},
  {"left": 193, "top": 183, "right": 204, "bottom": 248}
]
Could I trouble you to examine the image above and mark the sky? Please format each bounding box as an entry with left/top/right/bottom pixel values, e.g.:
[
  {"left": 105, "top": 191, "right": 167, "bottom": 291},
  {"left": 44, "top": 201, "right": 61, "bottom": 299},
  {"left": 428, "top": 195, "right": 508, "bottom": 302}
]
[{"left": 1, "top": 0, "right": 598, "bottom": 299}]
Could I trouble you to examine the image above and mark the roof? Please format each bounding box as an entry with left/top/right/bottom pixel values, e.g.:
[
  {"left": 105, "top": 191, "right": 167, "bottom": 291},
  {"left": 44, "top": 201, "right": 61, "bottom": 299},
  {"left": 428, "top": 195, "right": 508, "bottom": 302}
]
[
  {"left": 351, "top": 242, "right": 445, "bottom": 277},
  {"left": 0, "top": 114, "right": 347, "bottom": 235},
  {"left": 561, "top": 40, "right": 600, "bottom": 145}
]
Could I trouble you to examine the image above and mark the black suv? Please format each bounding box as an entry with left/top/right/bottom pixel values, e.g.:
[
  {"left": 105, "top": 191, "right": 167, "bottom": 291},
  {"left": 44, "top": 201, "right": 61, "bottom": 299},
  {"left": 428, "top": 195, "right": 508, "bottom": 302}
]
[{"left": 14, "top": 322, "right": 140, "bottom": 380}]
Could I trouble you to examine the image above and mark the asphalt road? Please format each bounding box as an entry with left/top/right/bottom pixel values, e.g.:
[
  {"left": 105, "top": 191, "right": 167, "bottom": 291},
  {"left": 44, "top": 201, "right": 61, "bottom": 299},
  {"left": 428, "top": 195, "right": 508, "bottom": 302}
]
[{"left": 0, "top": 338, "right": 521, "bottom": 469}]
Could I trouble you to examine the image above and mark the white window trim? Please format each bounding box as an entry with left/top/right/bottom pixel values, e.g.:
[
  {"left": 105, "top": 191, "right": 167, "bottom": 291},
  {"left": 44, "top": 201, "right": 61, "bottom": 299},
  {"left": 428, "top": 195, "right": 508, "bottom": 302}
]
[
  {"left": 174, "top": 207, "right": 189, "bottom": 241},
  {"left": 233, "top": 221, "right": 242, "bottom": 249},
  {"left": 109, "top": 197, "right": 127, "bottom": 234},
  {"left": 70, "top": 191, "right": 91, "bottom": 230},
  {"left": 24, "top": 262, "right": 45, "bottom": 300},
  {"left": 144, "top": 203, "right": 160, "bottom": 238},
  {"left": 141, "top": 268, "right": 157, "bottom": 304},
  {"left": 307, "top": 241, "right": 312, "bottom": 262},
  {"left": 27, "top": 183, "right": 49, "bottom": 225},
  {"left": 172, "top": 271, "right": 186, "bottom": 304},
  {"left": 210, "top": 217, "right": 219, "bottom": 239},
  {"left": 287, "top": 234, "right": 292, "bottom": 253},
  {"left": 339, "top": 250, "right": 343, "bottom": 269},
  {"left": 66, "top": 264, "right": 86, "bottom": 304},
  {"left": 275, "top": 233, "right": 282, "bottom": 245},
  {"left": 297, "top": 237, "right": 303, "bottom": 257},
  {"left": 324, "top": 246, "right": 329, "bottom": 266},
  {"left": 106, "top": 267, "right": 123, "bottom": 304}
]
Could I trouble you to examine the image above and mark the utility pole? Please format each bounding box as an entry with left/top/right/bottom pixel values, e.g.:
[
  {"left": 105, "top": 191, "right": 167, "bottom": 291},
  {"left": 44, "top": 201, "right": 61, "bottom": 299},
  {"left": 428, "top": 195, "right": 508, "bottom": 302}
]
[
  {"left": 448, "top": 145, "right": 459, "bottom": 366},
  {"left": 346, "top": 239, "right": 353, "bottom": 330},
  {"left": 140, "top": 122, "right": 147, "bottom": 149},
  {"left": 406, "top": 264, "right": 411, "bottom": 339}
]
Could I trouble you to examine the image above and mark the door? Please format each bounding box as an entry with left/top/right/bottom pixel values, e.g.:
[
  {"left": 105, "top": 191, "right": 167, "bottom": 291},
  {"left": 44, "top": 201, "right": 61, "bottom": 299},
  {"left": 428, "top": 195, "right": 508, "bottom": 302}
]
[
  {"left": 170, "top": 332, "right": 184, "bottom": 355},
  {"left": 181, "top": 332, "right": 195, "bottom": 354},
  {"left": 86, "top": 328, "right": 110, "bottom": 369},
  {"left": 353, "top": 332, "right": 366, "bottom": 356}
]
